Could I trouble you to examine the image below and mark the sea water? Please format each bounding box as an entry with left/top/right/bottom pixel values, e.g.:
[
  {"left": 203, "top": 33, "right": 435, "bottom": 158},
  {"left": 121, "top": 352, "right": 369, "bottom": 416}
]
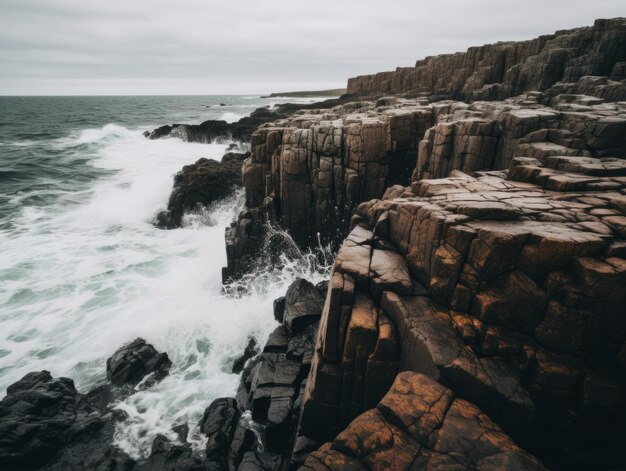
[{"left": 0, "top": 95, "right": 332, "bottom": 457}]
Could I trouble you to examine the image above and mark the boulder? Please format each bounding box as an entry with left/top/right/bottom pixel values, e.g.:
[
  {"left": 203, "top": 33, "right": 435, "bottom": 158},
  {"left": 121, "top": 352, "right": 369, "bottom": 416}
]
[
  {"left": 106, "top": 338, "right": 171, "bottom": 388},
  {"left": 0, "top": 371, "right": 134, "bottom": 471},
  {"left": 283, "top": 278, "right": 325, "bottom": 334},
  {"left": 156, "top": 153, "right": 248, "bottom": 229},
  {"left": 198, "top": 398, "right": 240, "bottom": 471}
]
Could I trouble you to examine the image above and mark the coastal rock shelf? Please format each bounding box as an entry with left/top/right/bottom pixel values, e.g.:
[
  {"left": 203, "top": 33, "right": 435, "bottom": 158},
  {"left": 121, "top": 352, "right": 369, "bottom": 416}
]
[
  {"left": 298, "top": 163, "right": 626, "bottom": 469},
  {"left": 225, "top": 82, "right": 626, "bottom": 282},
  {"left": 302, "top": 372, "right": 546, "bottom": 470},
  {"left": 346, "top": 18, "right": 626, "bottom": 101}
]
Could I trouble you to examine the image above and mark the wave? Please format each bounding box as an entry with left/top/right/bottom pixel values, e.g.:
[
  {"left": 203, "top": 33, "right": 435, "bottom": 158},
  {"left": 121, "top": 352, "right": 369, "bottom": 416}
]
[
  {"left": 0, "top": 120, "right": 332, "bottom": 459},
  {"left": 217, "top": 111, "right": 244, "bottom": 123}
]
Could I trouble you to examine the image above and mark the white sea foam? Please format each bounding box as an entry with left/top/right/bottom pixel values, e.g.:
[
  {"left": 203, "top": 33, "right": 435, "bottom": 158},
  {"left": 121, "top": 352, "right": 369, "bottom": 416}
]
[
  {"left": 217, "top": 111, "right": 244, "bottom": 123},
  {"left": 0, "top": 123, "right": 330, "bottom": 459}
]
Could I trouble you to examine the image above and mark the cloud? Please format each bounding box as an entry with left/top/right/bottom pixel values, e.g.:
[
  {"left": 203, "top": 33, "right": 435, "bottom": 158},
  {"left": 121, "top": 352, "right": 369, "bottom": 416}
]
[{"left": 0, "top": 0, "right": 623, "bottom": 94}]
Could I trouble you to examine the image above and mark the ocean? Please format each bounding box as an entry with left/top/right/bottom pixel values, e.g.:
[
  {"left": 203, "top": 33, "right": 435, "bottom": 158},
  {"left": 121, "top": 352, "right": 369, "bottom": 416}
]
[{"left": 0, "top": 95, "right": 331, "bottom": 457}]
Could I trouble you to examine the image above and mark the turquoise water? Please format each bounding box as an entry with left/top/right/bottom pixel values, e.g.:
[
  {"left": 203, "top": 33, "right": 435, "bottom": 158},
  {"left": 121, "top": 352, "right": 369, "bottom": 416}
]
[{"left": 0, "top": 95, "right": 329, "bottom": 457}]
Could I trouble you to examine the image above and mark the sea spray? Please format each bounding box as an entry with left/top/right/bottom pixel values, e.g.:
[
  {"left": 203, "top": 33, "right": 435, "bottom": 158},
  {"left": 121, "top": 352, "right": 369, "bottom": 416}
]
[{"left": 0, "top": 95, "right": 335, "bottom": 459}]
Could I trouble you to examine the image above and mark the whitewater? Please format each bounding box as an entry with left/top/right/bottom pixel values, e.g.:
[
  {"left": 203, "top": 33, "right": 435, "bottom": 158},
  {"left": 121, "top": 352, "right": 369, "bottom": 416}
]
[{"left": 0, "top": 95, "right": 331, "bottom": 458}]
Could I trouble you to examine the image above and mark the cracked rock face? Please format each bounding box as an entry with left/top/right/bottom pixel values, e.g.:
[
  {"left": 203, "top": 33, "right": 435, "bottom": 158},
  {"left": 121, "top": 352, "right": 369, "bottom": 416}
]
[
  {"left": 299, "top": 160, "right": 626, "bottom": 468},
  {"left": 347, "top": 18, "right": 626, "bottom": 101},
  {"left": 302, "top": 372, "right": 546, "bottom": 471}
]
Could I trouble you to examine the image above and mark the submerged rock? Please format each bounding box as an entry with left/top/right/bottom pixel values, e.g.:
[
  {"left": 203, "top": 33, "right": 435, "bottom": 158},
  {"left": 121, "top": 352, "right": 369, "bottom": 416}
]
[
  {"left": 106, "top": 338, "right": 171, "bottom": 387},
  {"left": 156, "top": 152, "right": 248, "bottom": 229}
]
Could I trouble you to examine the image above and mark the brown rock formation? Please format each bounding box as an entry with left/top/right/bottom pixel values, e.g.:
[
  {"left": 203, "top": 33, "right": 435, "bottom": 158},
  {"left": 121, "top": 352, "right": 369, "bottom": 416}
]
[
  {"left": 347, "top": 18, "right": 626, "bottom": 101},
  {"left": 217, "top": 18, "right": 626, "bottom": 470},
  {"left": 299, "top": 159, "right": 626, "bottom": 468},
  {"left": 226, "top": 86, "right": 626, "bottom": 282},
  {"left": 302, "top": 372, "right": 546, "bottom": 471}
]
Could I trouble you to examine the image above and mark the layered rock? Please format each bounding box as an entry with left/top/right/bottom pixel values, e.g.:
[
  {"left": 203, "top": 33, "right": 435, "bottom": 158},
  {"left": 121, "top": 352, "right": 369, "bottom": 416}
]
[
  {"left": 347, "top": 18, "right": 626, "bottom": 101},
  {"left": 299, "top": 158, "right": 626, "bottom": 468}
]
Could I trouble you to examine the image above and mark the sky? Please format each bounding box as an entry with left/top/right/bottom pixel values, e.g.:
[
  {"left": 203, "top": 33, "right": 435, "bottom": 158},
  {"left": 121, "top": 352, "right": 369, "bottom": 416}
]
[{"left": 0, "top": 0, "right": 624, "bottom": 95}]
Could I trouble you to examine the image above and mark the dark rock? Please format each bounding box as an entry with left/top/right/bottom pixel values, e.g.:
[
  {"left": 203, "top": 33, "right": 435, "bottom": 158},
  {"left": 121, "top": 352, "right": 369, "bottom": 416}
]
[
  {"left": 238, "top": 450, "right": 283, "bottom": 471},
  {"left": 84, "top": 383, "right": 134, "bottom": 412},
  {"left": 106, "top": 338, "right": 171, "bottom": 388},
  {"left": 0, "top": 371, "right": 134, "bottom": 471},
  {"left": 156, "top": 153, "right": 248, "bottom": 229},
  {"left": 171, "top": 423, "right": 189, "bottom": 444},
  {"left": 232, "top": 337, "right": 260, "bottom": 374},
  {"left": 286, "top": 322, "right": 318, "bottom": 365},
  {"left": 235, "top": 356, "right": 262, "bottom": 411},
  {"left": 273, "top": 296, "right": 286, "bottom": 323},
  {"left": 133, "top": 434, "right": 204, "bottom": 471},
  {"left": 315, "top": 280, "right": 329, "bottom": 295},
  {"left": 263, "top": 326, "right": 289, "bottom": 353},
  {"left": 283, "top": 278, "right": 325, "bottom": 334},
  {"left": 198, "top": 398, "right": 239, "bottom": 471}
]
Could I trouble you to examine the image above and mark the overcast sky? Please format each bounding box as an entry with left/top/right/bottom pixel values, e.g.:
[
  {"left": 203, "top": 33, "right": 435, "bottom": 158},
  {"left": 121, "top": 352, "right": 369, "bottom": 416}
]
[{"left": 0, "top": 0, "right": 623, "bottom": 95}]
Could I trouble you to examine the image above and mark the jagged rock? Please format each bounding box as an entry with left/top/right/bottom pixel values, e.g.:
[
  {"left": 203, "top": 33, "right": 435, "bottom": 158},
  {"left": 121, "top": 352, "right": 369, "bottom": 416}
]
[
  {"left": 199, "top": 398, "right": 240, "bottom": 470},
  {"left": 302, "top": 372, "right": 546, "bottom": 470},
  {"left": 283, "top": 278, "right": 325, "bottom": 334},
  {"left": 156, "top": 153, "right": 248, "bottom": 229},
  {"left": 0, "top": 371, "right": 134, "bottom": 471},
  {"left": 273, "top": 296, "right": 286, "bottom": 323},
  {"left": 263, "top": 326, "right": 289, "bottom": 353},
  {"left": 106, "top": 338, "right": 171, "bottom": 388},
  {"left": 133, "top": 434, "right": 204, "bottom": 471},
  {"left": 300, "top": 163, "right": 626, "bottom": 468},
  {"left": 144, "top": 100, "right": 352, "bottom": 144},
  {"left": 216, "top": 18, "right": 626, "bottom": 470},
  {"left": 232, "top": 337, "right": 260, "bottom": 374},
  {"left": 347, "top": 18, "right": 626, "bottom": 101}
]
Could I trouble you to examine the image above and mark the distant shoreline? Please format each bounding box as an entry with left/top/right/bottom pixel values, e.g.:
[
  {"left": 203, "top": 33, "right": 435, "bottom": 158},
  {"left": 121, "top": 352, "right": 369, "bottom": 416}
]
[{"left": 262, "top": 88, "right": 346, "bottom": 98}]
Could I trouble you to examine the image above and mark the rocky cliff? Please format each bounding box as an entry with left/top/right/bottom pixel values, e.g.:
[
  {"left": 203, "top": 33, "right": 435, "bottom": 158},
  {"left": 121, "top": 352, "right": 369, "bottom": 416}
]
[
  {"left": 346, "top": 18, "right": 626, "bottom": 101},
  {"left": 5, "top": 17, "right": 624, "bottom": 471},
  {"left": 219, "top": 18, "right": 626, "bottom": 471},
  {"left": 225, "top": 78, "right": 626, "bottom": 281}
]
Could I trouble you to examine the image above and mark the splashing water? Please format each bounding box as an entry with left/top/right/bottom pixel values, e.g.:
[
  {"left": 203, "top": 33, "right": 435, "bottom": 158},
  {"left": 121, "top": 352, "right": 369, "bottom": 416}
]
[{"left": 0, "top": 96, "right": 334, "bottom": 459}]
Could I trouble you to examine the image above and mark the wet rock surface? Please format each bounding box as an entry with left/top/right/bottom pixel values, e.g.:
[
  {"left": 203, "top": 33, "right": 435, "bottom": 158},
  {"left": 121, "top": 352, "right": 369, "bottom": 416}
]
[
  {"left": 200, "top": 277, "right": 326, "bottom": 471},
  {"left": 0, "top": 371, "right": 129, "bottom": 471},
  {"left": 106, "top": 337, "right": 171, "bottom": 387},
  {"left": 0, "top": 343, "right": 216, "bottom": 471},
  {"left": 156, "top": 152, "right": 248, "bottom": 229}
]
